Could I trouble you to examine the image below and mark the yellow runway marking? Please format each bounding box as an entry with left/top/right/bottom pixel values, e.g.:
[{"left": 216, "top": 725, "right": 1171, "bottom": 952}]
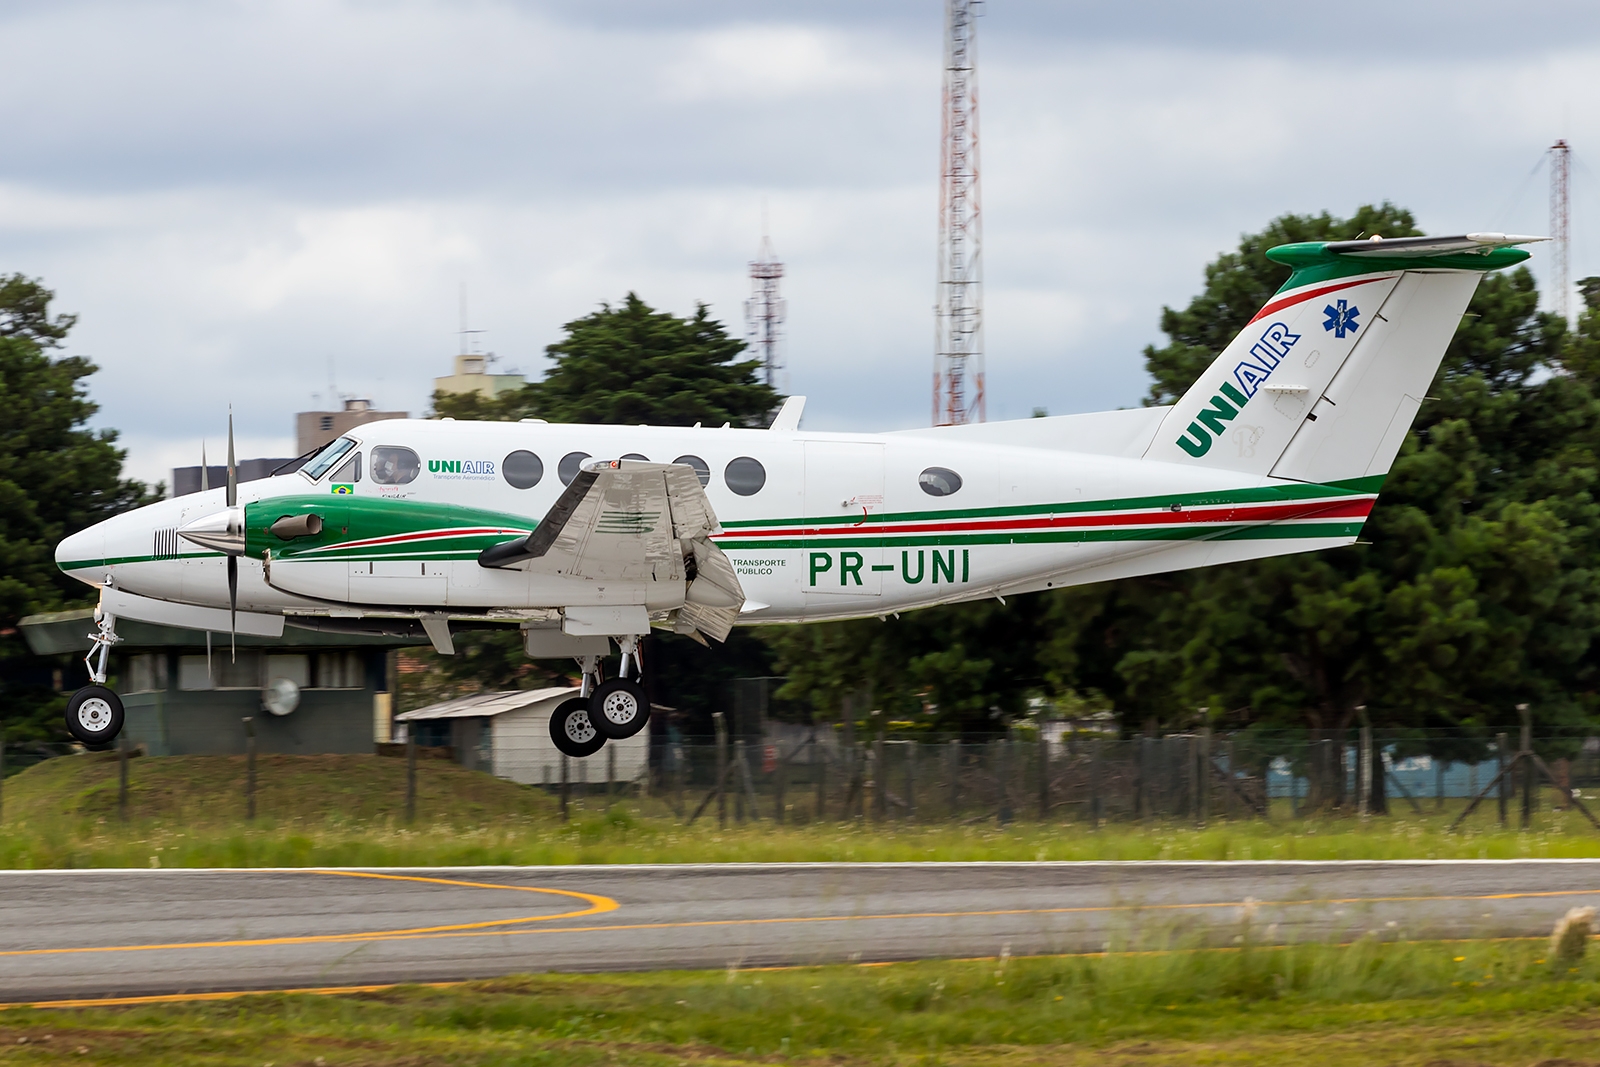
[
  {"left": 5, "top": 877, "right": 1596, "bottom": 960},
  {"left": 0, "top": 870, "right": 616, "bottom": 959}
]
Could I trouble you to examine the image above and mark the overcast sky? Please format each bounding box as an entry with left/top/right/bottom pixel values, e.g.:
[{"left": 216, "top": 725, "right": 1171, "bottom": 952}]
[{"left": 6, "top": 0, "right": 1600, "bottom": 485}]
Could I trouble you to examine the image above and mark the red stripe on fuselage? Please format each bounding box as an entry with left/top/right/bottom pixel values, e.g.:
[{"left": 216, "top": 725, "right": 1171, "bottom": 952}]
[{"left": 718, "top": 497, "right": 1374, "bottom": 540}]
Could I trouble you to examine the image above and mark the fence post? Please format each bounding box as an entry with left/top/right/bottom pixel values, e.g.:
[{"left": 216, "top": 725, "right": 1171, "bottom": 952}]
[
  {"left": 774, "top": 744, "right": 786, "bottom": 825},
  {"left": 1221, "top": 737, "right": 1235, "bottom": 821},
  {"left": 905, "top": 741, "right": 917, "bottom": 822},
  {"left": 118, "top": 731, "right": 129, "bottom": 822},
  {"left": 714, "top": 712, "right": 729, "bottom": 829},
  {"left": 1358, "top": 724, "right": 1372, "bottom": 816},
  {"left": 733, "top": 739, "right": 748, "bottom": 823},
  {"left": 560, "top": 754, "right": 570, "bottom": 821},
  {"left": 1496, "top": 732, "right": 1509, "bottom": 827},
  {"left": 997, "top": 739, "right": 1013, "bottom": 826},
  {"left": 1088, "top": 739, "right": 1100, "bottom": 831},
  {"left": 1137, "top": 736, "right": 1149, "bottom": 822},
  {"left": 0, "top": 734, "right": 5, "bottom": 824},
  {"left": 243, "top": 716, "right": 257, "bottom": 821},
  {"left": 1519, "top": 704, "right": 1533, "bottom": 829},
  {"left": 1189, "top": 734, "right": 1201, "bottom": 826},
  {"left": 1436, "top": 758, "right": 1445, "bottom": 811},
  {"left": 606, "top": 744, "right": 616, "bottom": 811},
  {"left": 814, "top": 735, "right": 826, "bottom": 822},
  {"left": 948, "top": 739, "right": 961, "bottom": 817},
  {"left": 1038, "top": 735, "right": 1051, "bottom": 820},
  {"left": 876, "top": 739, "right": 889, "bottom": 825},
  {"left": 405, "top": 728, "right": 417, "bottom": 824}
]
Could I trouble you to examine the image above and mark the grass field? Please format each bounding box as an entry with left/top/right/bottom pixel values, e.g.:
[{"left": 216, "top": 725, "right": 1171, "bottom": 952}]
[
  {"left": 1, "top": 939, "right": 1598, "bottom": 1065},
  {"left": 3, "top": 752, "right": 1600, "bottom": 868}
]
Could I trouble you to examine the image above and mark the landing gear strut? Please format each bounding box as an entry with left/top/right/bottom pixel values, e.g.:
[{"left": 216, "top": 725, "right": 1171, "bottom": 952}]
[
  {"left": 548, "top": 652, "right": 610, "bottom": 759},
  {"left": 590, "top": 636, "right": 650, "bottom": 741},
  {"left": 67, "top": 602, "right": 125, "bottom": 747},
  {"left": 547, "top": 639, "right": 652, "bottom": 758}
]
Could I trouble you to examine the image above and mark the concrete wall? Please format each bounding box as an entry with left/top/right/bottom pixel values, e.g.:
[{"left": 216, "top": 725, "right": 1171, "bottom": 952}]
[{"left": 120, "top": 651, "right": 379, "bottom": 756}]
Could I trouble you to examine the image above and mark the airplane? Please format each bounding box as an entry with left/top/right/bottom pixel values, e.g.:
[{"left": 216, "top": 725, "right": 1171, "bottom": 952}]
[{"left": 54, "top": 232, "right": 1541, "bottom": 756}]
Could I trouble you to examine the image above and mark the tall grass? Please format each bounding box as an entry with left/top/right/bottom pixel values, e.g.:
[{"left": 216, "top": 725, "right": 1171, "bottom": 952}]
[{"left": 5, "top": 939, "right": 1599, "bottom": 1065}]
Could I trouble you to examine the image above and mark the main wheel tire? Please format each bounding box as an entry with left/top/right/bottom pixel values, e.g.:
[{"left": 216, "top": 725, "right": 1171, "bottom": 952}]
[
  {"left": 589, "top": 678, "right": 651, "bottom": 740},
  {"left": 66, "top": 686, "right": 124, "bottom": 747},
  {"left": 548, "top": 696, "right": 607, "bottom": 758}
]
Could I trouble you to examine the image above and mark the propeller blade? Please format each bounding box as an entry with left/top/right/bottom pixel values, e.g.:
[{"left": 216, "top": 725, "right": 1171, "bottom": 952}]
[
  {"left": 227, "top": 554, "right": 238, "bottom": 662},
  {"left": 201, "top": 441, "right": 209, "bottom": 493},
  {"left": 206, "top": 629, "right": 213, "bottom": 682},
  {"left": 226, "top": 407, "right": 237, "bottom": 509}
]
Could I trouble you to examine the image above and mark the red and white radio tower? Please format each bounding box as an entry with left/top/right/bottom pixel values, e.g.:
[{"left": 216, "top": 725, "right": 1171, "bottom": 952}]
[
  {"left": 1551, "top": 138, "right": 1571, "bottom": 324},
  {"left": 746, "top": 232, "right": 786, "bottom": 389},
  {"left": 933, "top": 0, "right": 984, "bottom": 426}
]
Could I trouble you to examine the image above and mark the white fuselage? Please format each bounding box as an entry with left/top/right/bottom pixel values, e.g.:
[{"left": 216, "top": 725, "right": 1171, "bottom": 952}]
[{"left": 56, "top": 415, "right": 1371, "bottom": 628}]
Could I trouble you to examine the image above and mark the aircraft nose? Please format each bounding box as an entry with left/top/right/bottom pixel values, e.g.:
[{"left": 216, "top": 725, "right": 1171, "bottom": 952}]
[{"left": 56, "top": 523, "right": 107, "bottom": 584}]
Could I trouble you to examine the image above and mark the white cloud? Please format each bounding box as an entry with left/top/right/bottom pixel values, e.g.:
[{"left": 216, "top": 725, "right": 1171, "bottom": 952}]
[{"left": 5, "top": 2, "right": 1600, "bottom": 483}]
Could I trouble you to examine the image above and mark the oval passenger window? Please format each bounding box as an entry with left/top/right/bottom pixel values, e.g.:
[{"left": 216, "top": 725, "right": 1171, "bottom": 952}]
[
  {"left": 502, "top": 450, "right": 543, "bottom": 490},
  {"left": 918, "top": 466, "right": 963, "bottom": 497},
  {"left": 724, "top": 456, "right": 766, "bottom": 496},
  {"left": 620, "top": 453, "right": 649, "bottom": 462},
  {"left": 673, "top": 454, "right": 711, "bottom": 487},
  {"left": 370, "top": 446, "right": 421, "bottom": 486},
  {"left": 558, "top": 451, "right": 592, "bottom": 486}
]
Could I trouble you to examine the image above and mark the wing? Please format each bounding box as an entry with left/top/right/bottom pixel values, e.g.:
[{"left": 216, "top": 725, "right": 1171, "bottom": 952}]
[{"left": 479, "top": 460, "right": 746, "bottom": 642}]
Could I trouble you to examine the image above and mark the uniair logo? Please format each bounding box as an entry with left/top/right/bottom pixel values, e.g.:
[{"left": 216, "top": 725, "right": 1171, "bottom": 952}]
[
  {"left": 1175, "top": 320, "right": 1301, "bottom": 458},
  {"left": 427, "top": 459, "right": 496, "bottom": 479}
]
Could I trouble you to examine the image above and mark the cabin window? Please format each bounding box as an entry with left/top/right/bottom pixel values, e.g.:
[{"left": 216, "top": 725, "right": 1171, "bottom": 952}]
[
  {"left": 673, "top": 454, "right": 710, "bottom": 487},
  {"left": 724, "top": 456, "right": 766, "bottom": 496},
  {"left": 620, "top": 452, "right": 649, "bottom": 462},
  {"left": 371, "top": 446, "right": 421, "bottom": 485},
  {"left": 558, "top": 451, "right": 591, "bottom": 485},
  {"left": 301, "top": 436, "right": 356, "bottom": 481},
  {"left": 918, "top": 466, "right": 963, "bottom": 497},
  {"left": 331, "top": 452, "right": 361, "bottom": 486},
  {"left": 502, "top": 450, "right": 543, "bottom": 489}
]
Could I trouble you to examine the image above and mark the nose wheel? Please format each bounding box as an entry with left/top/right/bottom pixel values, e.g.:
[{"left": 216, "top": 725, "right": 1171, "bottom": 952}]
[{"left": 66, "top": 686, "right": 125, "bottom": 747}]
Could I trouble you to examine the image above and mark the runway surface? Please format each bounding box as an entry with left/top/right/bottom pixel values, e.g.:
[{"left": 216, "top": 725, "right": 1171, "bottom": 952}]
[{"left": 2, "top": 861, "right": 1598, "bottom": 1003}]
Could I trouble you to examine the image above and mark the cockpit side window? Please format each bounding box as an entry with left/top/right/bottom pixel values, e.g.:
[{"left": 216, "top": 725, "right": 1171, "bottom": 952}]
[
  {"left": 301, "top": 436, "right": 357, "bottom": 481},
  {"left": 331, "top": 452, "right": 361, "bottom": 486},
  {"left": 370, "top": 446, "right": 421, "bottom": 485}
]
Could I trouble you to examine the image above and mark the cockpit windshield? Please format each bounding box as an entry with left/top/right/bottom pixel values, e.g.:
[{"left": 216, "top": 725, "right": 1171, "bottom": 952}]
[{"left": 301, "top": 436, "right": 357, "bottom": 482}]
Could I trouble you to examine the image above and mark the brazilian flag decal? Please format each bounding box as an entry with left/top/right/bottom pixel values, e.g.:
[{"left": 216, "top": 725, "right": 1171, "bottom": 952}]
[{"left": 331, "top": 484, "right": 354, "bottom": 495}]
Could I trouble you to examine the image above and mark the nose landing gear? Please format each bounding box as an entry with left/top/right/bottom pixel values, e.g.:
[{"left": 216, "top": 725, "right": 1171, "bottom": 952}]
[{"left": 67, "top": 601, "right": 126, "bottom": 747}]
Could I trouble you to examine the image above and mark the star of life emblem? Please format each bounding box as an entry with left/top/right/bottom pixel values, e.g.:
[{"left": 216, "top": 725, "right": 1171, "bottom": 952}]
[{"left": 1323, "top": 299, "right": 1360, "bottom": 339}]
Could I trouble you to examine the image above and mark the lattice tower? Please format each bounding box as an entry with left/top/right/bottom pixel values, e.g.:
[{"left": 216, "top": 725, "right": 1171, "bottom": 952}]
[
  {"left": 1552, "top": 138, "right": 1571, "bottom": 324},
  {"left": 933, "top": 0, "right": 984, "bottom": 426},
  {"left": 745, "top": 234, "right": 786, "bottom": 389}
]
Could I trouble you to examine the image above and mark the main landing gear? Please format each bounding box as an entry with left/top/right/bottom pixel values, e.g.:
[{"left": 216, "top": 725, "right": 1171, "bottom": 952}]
[
  {"left": 548, "top": 637, "right": 652, "bottom": 759},
  {"left": 66, "top": 603, "right": 125, "bottom": 747}
]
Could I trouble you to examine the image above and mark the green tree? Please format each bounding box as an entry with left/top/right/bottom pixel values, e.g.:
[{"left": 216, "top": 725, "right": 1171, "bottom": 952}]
[
  {"left": 434, "top": 293, "right": 781, "bottom": 427},
  {"left": 1043, "top": 208, "right": 1600, "bottom": 808},
  {"left": 0, "top": 276, "right": 154, "bottom": 740}
]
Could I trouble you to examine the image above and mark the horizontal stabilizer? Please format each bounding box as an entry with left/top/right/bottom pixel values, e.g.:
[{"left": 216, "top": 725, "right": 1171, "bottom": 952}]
[{"left": 1322, "top": 233, "right": 1547, "bottom": 258}]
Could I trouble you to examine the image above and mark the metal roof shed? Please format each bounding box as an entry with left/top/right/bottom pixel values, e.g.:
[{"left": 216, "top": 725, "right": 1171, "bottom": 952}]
[{"left": 394, "top": 688, "right": 647, "bottom": 785}]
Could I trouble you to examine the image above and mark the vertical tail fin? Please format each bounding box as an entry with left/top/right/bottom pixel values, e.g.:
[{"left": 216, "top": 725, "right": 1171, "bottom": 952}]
[{"left": 1143, "top": 234, "right": 1542, "bottom": 483}]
